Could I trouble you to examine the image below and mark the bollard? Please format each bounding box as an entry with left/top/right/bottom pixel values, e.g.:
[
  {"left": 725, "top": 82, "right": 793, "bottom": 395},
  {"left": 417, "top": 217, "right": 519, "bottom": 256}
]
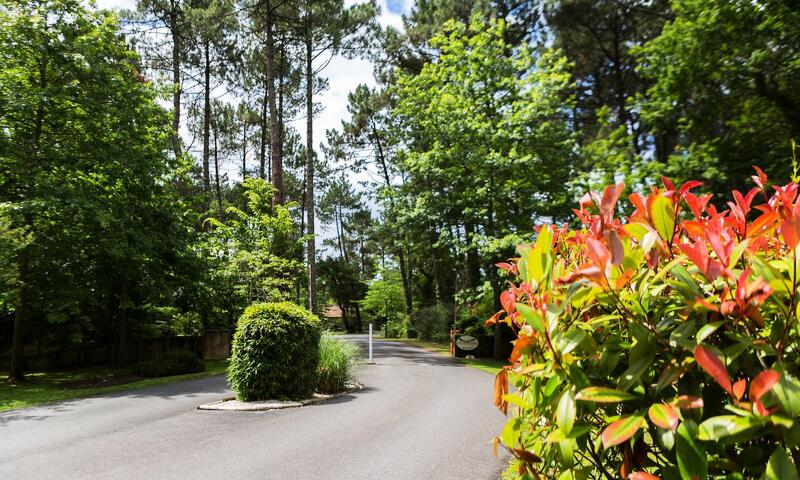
[{"left": 368, "top": 323, "right": 375, "bottom": 364}]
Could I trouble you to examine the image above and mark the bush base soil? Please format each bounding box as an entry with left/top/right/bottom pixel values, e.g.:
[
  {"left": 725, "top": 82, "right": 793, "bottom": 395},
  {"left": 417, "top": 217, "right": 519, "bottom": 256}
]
[{"left": 197, "top": 382, "right": 363, "bottom": 411}]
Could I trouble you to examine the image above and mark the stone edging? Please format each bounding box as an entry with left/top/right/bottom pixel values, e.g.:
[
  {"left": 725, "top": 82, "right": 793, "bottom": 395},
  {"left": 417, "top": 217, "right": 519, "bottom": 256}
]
[{"left": 197, "top": 383, "right": 363, "bottom": 411}]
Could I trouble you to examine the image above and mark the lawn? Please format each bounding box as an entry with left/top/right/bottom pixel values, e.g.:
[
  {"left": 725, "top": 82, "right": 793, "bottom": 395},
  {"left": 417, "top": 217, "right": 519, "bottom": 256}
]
[
  {"left": 383, "top": 337, "right": 506, "bottom": 374},
  {"left": 0, "top": 360, "right": 229, "bottom": 413}
]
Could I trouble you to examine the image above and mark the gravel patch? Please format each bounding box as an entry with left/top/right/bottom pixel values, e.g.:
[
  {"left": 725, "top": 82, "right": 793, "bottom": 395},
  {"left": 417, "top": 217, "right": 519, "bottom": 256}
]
[{"left": 197, "top": 383, "right": 363, "bottom": 411}]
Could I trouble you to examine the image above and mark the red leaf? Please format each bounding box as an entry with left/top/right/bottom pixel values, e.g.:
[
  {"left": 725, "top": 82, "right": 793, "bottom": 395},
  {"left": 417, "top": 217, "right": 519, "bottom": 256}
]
[
  {"left": 750, "top": 370, "right": 780, "bottom": 415},
  {"left": 733, "top": 379, "right": 746, "bottom": 401},
  {"left": 486, "top": 310, "right": 502, "bottom": 326},
  {"left": 630, "top": 473, "right": 661, "bottom": 480},
  {"left": 496, "top": 262, "right": 515, "bottom": 273},
  {"left": 648, "top": 403, "right": 680, "bottom": 431},
  {"left": 600, "top": 183, "right": 625, "bottom": 223},
  {"left": 608, "top": 230, "right": 624, "bottom": 266},
  {"left": 747, "top": 211, "right": 778, "bottom": 238},
  {"left": 672, "top": 395, "right": 704, "bottom": 409},
  {"left": 509, "top": 336, "right": 532, "bottom": 363},
  {"left": 679, "top": 180, "right": 703, "bottom": 195},
  {"left": 694, "top": 345, "right": 733, "bottom": 396},
  {"left": 781, "top": 216, "right": 800, "bottom": 250},
  {"left": 493, "top": 368, "right": 509, "bottom": 415},
  {"left": 752, "top": 165, "right": 768, "bottom": 189}
]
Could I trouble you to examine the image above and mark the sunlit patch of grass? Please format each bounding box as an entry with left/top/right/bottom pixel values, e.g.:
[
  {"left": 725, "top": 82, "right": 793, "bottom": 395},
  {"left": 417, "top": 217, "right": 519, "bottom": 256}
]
[{"left": 0, "top": 360, "right": 228, "bottom": 413}]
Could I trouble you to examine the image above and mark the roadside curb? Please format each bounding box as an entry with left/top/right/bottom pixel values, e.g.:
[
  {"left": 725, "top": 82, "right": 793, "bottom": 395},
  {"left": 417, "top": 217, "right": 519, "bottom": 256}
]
[{"left": 197, "top": 383, "right": 363, "bottom": 411}]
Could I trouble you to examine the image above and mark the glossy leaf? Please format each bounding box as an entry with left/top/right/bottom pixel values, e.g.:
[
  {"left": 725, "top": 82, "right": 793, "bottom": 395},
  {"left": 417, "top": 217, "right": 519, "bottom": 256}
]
[
  {"left": 556, "top": 390, "right": 576, "bottom": 435},
  {"left": 601, "top": 414, "right": 644, "bottom": 449},
  {"left": 575, "top": 387, "right": 637, "bottom": 403},
  {"left": 676, "top": 423, "right": 707, "bottom": 480},
  {"left": 648, "top": 403, "right": 680, "bottom": 431},
  {"left": 651, "top": 195, "right": 676, "bottom": 243},
  {"left": 696, "top": 415, "right": 765, "bottom": 441},
  {"left": 764, "top": 448, "right": 799, "bottom": 480},
  {"left": 694, "top": 345, "right": 733, "bottom": 396}
]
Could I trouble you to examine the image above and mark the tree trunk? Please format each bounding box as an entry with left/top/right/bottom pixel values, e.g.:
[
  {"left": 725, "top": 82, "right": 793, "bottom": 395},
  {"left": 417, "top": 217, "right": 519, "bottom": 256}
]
[
  {"left": 202, "top": 39, "right": 211, "bottom": 196},
  {"left": 305, "top": 17, "right": 317, "bottom": 313},
  {"left": 371, "top": 124, "right": 412, "bottom": 314},
  {"left": 241, "top": 120, "right": 247, "bottom": 180},
  {"left": 9, "top": 220, "right": 30, "bottom": 382},
  {"left": 213, "top": 126, "right": 223, "bottom": 217},
  {"left": 170, "top": 11, "right": 181, "bottom": 159},
  {"left": 265, "top": 0, "right": 282, "bottom": 205},
  {"left": 10, "top": 57, "right": 47, "bottom": 381},
  {"left": 259, "top": 81, "right": 268, "bottom": 179},
  {"left": 118, "top": 281, "right": 128, "bottom": 366},
  {"left": 354, "top": 302, "right": 363, "bottom": 333}
]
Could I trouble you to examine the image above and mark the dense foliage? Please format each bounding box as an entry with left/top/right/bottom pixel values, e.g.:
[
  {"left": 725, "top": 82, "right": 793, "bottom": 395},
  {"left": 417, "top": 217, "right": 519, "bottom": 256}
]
[
  {"left": 132, "top": 350, "right": 205, "bottom": 378},
  {"left": 316, "top": 332, "right": 360, "bottom": 394},
  {"left": 227, "top": 302, "right": 322, "bottom": 401},
  {"left": 490, "top": 169, "right": 800, "bottom": 479}
]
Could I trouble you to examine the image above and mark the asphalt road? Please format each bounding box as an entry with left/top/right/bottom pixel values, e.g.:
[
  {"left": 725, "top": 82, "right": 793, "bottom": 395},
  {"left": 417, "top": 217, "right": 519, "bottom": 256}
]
[{"left": 0, "top": 335, "right": 509, "bottom": 480}]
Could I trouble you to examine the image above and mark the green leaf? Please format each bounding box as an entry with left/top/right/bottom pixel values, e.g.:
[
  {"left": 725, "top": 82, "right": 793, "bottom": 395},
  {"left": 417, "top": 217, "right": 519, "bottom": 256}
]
[
  {"left": 576, "top": 386, "right": 637, "bottom": 403},
  {"left": 676, "top": 422, "right": 707, "bottom": 480},
  {"left": 601, "top": 414, "right": 644, "bottom": 448},
  {"left": 500, "top": 417, "right": 522, "bottom": 448},
  {"left": 764, "top": 448, "right": 799, "bottom": 480},
  {"left": 557, "top": 328, "right": 587, "bottom": 356},
  {"left": 670, "top": 320, "right": 697, "bottom": 350},
  {"left": 697, "top": 415, "right": 765, "bottom": 442},
  {"left": 696, "top": 321, "right": 725, "bottom": 343},
  {"left": 651, "top": 195, "right": 676, "bottom": 243},
  {"left": 618, "top": 353, "right": 656, "bottom": 391},
  {"left": 516, "top": 302, "right": 544, "bottom": 335},
  {"left": 556, "top": 390, "right": 576, "bottom": 435}
]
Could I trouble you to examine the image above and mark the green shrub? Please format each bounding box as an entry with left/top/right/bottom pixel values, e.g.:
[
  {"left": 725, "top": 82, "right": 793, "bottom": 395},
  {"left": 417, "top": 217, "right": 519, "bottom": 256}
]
[
  {"left": 317, "top": 332, "right": 360, "bottom": 394},
  {"left": 384, "top": 317, "right": 408, "bottom": 338},
  {"left": 227, "top": 302, "right": 322, "bottom": 401},
  {"left": 132, "top": 350, "right": 204, "bottom": 378},
  {"left": 411, "top": 303, "right": 452, "bottom": 340},
  {"left": 491, "top": 173, "right": 800, "bottom": 479}
]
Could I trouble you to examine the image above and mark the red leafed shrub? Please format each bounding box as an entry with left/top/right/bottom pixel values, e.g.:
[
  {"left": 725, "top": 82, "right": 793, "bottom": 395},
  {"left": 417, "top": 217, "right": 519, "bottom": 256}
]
[{"left": 490, "top": 168, "right": 800, "bottom": 479}]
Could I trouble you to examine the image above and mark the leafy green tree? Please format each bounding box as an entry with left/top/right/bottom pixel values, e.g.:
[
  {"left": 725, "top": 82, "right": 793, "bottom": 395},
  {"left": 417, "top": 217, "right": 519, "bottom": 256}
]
[
  {"left": 636, "top": 0, "right": 800, "bottom": 194},
  {"left": 0, "top": 0, "right": 189, "bottom": 377},
  {"left": 360, "top": 269, "right": 406, "bottom": 324},
  {"left": 393, "top": 17, "right": 577, "bottom": 356},
  {"left": 202, "top": 178, "right": 305, "bottom": 326}
]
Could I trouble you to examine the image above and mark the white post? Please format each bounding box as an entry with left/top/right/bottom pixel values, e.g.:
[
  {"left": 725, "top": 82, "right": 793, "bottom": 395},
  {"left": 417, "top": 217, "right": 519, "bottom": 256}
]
[{"left": 368, "top": 323, "right": 374, "bottom": 364}]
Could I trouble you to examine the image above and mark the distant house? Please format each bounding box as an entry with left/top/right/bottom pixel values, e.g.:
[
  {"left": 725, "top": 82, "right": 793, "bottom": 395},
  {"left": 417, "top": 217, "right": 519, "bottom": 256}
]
[
  {"left": 322, "top": 304, "right": 344, "bottom": 331},
  {"left": 323, "top": 304, "right": 342, "bottom": 320}
]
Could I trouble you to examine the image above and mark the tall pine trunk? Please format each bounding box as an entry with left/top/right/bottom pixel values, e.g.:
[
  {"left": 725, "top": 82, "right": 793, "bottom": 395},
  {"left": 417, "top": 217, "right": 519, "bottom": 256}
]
[
  {"left": 259, "top": 81, "right": 267, "bottom": 179},
  {"left": 202, "top": 39, "right": 211, "bottom": 197},
  {"left": 170, "top": 10, "right": 181, "bottom": 159},
  {"left": 305, "top": 14, "right": 317, "bottom": 313},
  {"left": 265, "top": 0, "right": 282, "bottom": 205},
  {"left": 213, "top": 126, "right": 223, "bottom": 217}
]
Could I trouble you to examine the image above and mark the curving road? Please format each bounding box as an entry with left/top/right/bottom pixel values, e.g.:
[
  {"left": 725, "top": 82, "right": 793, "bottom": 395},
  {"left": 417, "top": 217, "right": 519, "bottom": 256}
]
[{"left": 0, "top": 335, "right": 509, "bottom": 479}]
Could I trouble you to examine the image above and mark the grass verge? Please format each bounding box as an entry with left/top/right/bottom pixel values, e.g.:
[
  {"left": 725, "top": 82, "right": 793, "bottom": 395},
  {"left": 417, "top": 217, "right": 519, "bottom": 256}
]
[
  {"left": 0, "top": 359, "right": 228, "bottom": 413},
  {"left": 383, "top": 337, "right": 506, "bottom": 374}
]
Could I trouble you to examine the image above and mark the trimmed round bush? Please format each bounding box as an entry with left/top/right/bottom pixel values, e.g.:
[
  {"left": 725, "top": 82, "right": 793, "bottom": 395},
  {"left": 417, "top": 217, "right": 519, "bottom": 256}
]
[{"left": 228, "top": 302, "right": 322, "bottom": 401}]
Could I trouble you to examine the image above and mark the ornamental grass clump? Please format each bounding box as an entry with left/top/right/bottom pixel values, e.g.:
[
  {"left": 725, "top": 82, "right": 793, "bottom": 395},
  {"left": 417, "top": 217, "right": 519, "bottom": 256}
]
[
  {"left": 316, "top": 332, "right": 360, "bottom": 394},
  {"left": 228, "top": 302, "right": 322, "bottom": 401},
  {"left": 490, "top": 168, "right": 800, "bottom": 479}
]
